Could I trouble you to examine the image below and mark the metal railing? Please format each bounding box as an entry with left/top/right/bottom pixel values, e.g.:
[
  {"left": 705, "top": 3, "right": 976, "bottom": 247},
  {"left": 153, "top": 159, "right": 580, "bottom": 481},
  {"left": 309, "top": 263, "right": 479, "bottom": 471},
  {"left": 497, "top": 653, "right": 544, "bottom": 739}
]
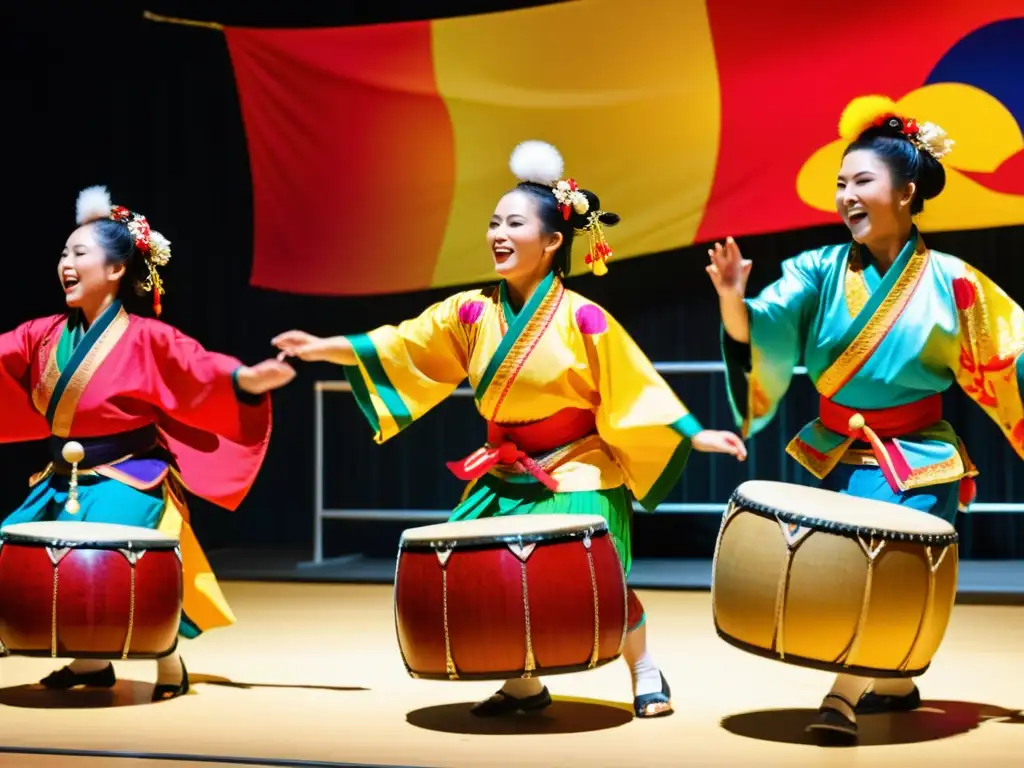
[{"left": 310, "top": 362, "right": 1023, "bottom": 564}]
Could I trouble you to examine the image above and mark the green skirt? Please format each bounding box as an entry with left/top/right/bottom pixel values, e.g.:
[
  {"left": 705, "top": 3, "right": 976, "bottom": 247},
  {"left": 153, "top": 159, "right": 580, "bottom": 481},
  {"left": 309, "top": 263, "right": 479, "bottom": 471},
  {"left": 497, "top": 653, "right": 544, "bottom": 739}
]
[{"left": 449, "top": 474, "right": 634, "bottom": 575}]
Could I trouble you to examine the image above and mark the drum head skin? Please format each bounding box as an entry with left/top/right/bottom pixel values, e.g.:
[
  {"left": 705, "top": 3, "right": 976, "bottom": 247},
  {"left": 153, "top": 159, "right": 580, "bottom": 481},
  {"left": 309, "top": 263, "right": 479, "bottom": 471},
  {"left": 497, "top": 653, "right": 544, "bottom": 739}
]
[
  {"left": 0, "top": 521, "right": 179, "bottom": 549},
  {"left": 400, "top": 514, "right": 608, "bottom": 550},
  {"left": 730, "top": 481, "right": 957, "bottom": 543}
]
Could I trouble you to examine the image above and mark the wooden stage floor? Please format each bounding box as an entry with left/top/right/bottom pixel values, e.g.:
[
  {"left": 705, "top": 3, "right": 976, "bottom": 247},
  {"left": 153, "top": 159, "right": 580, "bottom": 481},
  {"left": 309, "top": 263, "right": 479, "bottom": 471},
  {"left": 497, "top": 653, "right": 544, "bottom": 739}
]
[{"left": 0, "top": 583, "right": 1021, "bottom": 767}]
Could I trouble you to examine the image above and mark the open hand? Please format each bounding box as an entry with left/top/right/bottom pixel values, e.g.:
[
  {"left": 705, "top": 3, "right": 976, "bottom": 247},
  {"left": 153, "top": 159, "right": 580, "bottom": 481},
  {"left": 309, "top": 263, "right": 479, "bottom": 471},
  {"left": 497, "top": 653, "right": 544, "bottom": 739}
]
[
  {"left": 272, "top": 330, "right": 335, "bottom": 363},
  {"left": 691, "top": 430, "right": 747, "bottom": 461},
  {"left": 706, "top": 237, "right": 752, "bottom": 299},
  {"left": 236, "top": 358, "right": 296, "bottom": 395}
]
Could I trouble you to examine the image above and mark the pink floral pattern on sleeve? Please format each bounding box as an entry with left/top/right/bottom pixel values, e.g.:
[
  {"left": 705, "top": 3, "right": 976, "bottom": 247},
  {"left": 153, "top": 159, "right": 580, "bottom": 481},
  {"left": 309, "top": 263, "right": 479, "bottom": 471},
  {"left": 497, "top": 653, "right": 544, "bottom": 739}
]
[
  {"left": 575, "top": 304, "right": 608, "bottom": 335},
  {"left": 458, "top": 301, "right": 484, "bottom": 325}
]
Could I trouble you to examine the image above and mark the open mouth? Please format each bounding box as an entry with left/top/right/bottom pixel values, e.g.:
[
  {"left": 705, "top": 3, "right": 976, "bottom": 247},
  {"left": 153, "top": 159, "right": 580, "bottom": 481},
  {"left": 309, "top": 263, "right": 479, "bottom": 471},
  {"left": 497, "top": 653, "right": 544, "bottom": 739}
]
[
  {"left": 62, "top": 276, "right": 80, "bottom": 291},
  {"left": 848, "top": 211, "right": 868, "bottom": 226},
  {"left": 493, "top": 246, "right": 513, "bottom": 262}
]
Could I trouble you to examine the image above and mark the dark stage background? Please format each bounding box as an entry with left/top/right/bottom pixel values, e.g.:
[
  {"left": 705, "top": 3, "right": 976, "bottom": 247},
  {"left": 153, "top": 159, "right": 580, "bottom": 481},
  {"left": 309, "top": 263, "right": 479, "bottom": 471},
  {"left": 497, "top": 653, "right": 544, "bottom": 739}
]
[{"left": 5, "top": 2, "right": 1022, "bottom": 563}]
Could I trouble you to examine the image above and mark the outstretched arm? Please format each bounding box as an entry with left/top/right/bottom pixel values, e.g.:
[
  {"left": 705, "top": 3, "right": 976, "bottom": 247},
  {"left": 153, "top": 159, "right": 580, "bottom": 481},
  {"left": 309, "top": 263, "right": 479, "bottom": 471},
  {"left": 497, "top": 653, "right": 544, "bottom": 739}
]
[
  {"left": 707, "top": 237, "right": 753, "bottom": 344},
  {"left": 708, "top": 238, "right": 823, "bottom": 438},
  {"left": 0, "top": 320, "right": 52, "bottom": 443},
  {"left": 272, "top": 332, "right": 357, "bottom": 366},
  {"left": 273, "top": 293, "right": 473, "bottom": 444},
  {"left": 141, "top": 322, "right": 289, "bottom": 510}
]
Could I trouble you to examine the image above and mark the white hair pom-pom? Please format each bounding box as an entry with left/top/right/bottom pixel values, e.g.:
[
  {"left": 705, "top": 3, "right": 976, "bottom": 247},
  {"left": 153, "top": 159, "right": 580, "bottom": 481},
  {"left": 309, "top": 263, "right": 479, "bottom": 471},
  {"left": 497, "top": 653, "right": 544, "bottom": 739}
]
[
  {"left": 510, "top": 140, "right": 564, "bottom": 186},
  {"left": 76, "top": 185, "right": 113, "bottom": 225}
]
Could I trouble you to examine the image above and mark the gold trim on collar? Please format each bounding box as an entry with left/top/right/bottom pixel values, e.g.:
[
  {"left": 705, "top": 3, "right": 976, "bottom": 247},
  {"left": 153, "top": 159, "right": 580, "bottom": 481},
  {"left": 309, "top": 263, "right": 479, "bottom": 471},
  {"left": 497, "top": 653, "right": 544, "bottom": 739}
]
[
  {"left": 817, "top": 241, "right": 929, "bottom": 399},
  {"left": 479, "top": 280, "right": 565, "bottom": 420},
  {"left": 844, "top": 267, "right": 870, "bottom": 318},
  {"left": 50, "top": 309, "right": 130, "bottom": 438},
  {"left": 32, "top": 333, "right": 63, "bottom": 417}
]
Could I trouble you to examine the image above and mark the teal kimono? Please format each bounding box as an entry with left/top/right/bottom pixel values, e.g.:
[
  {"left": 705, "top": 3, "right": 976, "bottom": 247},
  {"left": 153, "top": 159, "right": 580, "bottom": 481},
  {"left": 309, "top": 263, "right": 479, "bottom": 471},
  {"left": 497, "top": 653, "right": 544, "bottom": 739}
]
[{"left": 722, "top": 229, "right": 1024, "bottom": 523}]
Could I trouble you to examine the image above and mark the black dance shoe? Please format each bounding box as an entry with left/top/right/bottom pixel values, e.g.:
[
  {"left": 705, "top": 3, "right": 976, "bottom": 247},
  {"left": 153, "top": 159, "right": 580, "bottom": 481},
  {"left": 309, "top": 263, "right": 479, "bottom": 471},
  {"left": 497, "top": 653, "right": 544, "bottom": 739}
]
[
  {"left": 856, "top": 684, "right": 922, "bottom": 714},
  {"left": 806, "top": 693, "right": 858, "bottom": 742},
  {"left": 40, "top": 664, "right": 116, "bottom": 690},
  {"left": 470, "top": 686, "right": 552, "bottom": 716}
]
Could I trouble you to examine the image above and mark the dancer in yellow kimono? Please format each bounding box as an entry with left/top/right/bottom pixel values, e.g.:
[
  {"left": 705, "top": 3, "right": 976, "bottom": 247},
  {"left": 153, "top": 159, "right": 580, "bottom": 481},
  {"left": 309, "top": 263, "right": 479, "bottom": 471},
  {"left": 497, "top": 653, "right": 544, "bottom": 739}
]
[
  {"left": 707, "top": 98, "right": 1024, "bottom": 739},
  {"left": 274, "top": 140, "right": 747, "bottom": 718}
]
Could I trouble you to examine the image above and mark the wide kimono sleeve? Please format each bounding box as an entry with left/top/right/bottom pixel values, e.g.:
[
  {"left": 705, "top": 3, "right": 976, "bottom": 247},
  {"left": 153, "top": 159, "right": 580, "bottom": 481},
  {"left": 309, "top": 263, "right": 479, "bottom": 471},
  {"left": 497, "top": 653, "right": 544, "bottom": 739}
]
[
  {"left": 141, "top": 320, "right": 272, "bottom": 511},
  {"left": 581, "top": 306, "right": 703, "bottom": 512},
  {"left": 343, "top": 292, "right": 471, "bottom": 444},
  {"left": 0, "top": 319, "right": 53, "bottom": 444},
  {"left": 947, "top": 263, "right": 1024, "bottom": 459},
  {"left": 722, "top": 248, "right": 824, "bottom": 438}
]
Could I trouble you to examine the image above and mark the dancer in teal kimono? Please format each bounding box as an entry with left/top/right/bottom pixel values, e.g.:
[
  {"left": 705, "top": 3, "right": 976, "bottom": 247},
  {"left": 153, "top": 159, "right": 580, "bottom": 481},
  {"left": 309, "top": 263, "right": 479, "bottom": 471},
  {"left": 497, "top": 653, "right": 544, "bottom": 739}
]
[{"left": 706, "top": 98, "right": 1024, "bottom": 740}]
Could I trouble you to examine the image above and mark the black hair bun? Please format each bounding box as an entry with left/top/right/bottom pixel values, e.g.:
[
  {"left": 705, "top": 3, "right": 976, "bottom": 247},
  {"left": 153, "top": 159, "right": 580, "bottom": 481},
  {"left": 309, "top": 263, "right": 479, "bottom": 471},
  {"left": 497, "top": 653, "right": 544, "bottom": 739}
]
[
  {"left": 571, "top": 189, "right": 620, "bottom": 229},
  {"left": 915, "top": 150, "right": 946, "bottom": 201}
]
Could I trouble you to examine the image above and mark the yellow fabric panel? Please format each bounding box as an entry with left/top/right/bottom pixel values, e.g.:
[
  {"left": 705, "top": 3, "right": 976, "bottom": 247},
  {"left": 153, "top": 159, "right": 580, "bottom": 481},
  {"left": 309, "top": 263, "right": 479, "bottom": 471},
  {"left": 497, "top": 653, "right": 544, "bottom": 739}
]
[{"left": 429, "top": 0, "right": 722, "bottom": 286}]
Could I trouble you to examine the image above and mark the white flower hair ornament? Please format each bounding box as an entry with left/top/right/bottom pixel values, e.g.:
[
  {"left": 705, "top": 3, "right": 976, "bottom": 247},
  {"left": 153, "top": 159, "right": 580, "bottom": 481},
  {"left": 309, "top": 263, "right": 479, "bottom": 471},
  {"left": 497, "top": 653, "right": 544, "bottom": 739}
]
[
  {"left": 914, "top": 121, "right": 955, "bottom": 161},
  {"left": 509, "top": 140, "right": 616, "bottom": 275},
  {"left": 74, "top": 185, "right": 172, "bottom": 316}
]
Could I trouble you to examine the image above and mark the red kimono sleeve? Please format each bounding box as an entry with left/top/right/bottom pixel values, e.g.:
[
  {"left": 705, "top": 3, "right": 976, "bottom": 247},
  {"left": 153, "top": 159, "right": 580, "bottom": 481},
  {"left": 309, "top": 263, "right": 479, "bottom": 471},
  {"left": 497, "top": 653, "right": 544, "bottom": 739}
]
[
  {"left": 0, "top": 320, "right": 53, "bottom": 444},
  {"left": 140, "top": 320, "right": 272, "bottom": 511}
]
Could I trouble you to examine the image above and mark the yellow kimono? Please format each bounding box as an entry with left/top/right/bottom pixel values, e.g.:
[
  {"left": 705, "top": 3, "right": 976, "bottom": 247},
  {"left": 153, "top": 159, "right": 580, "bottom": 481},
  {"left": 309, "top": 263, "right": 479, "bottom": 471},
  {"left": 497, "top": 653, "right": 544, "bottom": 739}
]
[{"left": 343, "top": 270, "right": 703, "bottom": 582}]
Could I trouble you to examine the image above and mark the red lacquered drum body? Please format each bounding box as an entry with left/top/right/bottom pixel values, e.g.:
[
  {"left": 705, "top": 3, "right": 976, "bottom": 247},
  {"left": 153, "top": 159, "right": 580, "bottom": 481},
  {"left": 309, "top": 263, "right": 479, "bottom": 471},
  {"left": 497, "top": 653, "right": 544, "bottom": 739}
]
[
  {"left": 0, "top": 521, "right": 183, "bottom": 659},
  {"left": 395, "top": 514, "right": 628, "bottom": 681}
]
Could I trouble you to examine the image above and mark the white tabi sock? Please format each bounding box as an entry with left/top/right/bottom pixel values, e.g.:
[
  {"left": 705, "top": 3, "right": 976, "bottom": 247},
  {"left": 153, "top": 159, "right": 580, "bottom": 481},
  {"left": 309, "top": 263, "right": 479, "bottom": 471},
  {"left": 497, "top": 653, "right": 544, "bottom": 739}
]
[{"left": 630, "top": 651, "right": 663, "bottom": 699}]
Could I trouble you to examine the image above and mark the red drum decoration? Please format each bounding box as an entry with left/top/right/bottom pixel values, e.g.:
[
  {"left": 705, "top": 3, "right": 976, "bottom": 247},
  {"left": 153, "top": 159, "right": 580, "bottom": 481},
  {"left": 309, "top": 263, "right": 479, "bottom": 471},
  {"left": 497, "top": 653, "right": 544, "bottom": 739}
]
[{"left": 395, "top": 514, "right": 628, "bottom": 680}]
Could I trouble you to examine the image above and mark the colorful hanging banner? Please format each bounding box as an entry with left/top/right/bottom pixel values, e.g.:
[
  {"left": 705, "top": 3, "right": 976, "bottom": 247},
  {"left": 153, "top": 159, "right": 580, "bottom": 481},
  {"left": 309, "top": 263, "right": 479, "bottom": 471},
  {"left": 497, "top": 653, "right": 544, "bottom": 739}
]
[{"left": 201, "top": 1, "right": 1024, "bottom": 295}]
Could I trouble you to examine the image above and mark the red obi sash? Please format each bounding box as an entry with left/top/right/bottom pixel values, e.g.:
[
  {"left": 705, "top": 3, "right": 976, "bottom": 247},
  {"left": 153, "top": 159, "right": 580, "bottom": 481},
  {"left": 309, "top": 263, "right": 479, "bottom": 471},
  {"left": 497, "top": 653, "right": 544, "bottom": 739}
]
[
  {"left": 446, "top": 408, "right": 596, "bottom": 491},
  {"left": 818, "top": 394, "right": 942, "bottom": 492}
]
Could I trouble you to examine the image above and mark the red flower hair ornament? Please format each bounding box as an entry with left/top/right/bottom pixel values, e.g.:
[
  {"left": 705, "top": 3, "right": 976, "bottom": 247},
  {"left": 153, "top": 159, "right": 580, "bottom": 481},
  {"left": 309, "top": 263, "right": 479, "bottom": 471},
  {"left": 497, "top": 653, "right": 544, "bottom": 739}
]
[
  {"left": 75, "top": 185, "right": 171, "bottom": 316},
  {"left": 839, "top": 98, "right": 955, "bottom": 162}
]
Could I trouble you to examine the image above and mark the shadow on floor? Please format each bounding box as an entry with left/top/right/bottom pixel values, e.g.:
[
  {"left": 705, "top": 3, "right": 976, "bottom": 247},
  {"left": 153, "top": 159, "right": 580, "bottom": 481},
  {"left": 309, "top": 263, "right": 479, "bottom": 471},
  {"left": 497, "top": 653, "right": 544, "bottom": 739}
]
[
  {"left": 0, "top": 673, "right": 369, "bottom": 709},
  {"left": 406, "top": 694, "right": 635, "bottom": 735},
  {"left": 720, "top": 699, "right": 1023, "bottom": 747}
]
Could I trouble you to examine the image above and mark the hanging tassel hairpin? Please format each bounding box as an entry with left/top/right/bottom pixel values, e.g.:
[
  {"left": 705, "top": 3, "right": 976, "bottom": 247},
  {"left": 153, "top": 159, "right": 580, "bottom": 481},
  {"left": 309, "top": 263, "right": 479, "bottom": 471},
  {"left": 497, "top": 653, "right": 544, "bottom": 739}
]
[
  {"left": 582, "top": 211, "right": 613, "bottom": 277},
  {"left": 142, "top": 231, "right": 171, "bottom": 318},
  {"left": 142, "top": 261, "right": 166, "bottom": 317}
]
